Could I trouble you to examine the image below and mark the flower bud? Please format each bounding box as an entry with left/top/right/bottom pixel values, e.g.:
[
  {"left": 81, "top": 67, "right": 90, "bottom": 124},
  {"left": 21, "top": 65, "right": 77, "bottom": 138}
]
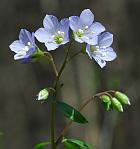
[
  {"left": 111, "top": 97, "right": 123, "bottom": 112},
  {"left": 100, "top": 95, "right": 112, "bottom": 111},
  {"left": 37, "top": 88, "right": 49, "bottom": 101},
  {"left": 115, "top": 91, "right": 131, "bottom": 105}
]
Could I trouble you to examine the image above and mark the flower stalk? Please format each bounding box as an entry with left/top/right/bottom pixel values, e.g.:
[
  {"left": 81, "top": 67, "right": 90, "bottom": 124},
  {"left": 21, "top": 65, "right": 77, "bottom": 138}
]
[{"left": 50, "top": 42, "right": 72, "bottom": 149}]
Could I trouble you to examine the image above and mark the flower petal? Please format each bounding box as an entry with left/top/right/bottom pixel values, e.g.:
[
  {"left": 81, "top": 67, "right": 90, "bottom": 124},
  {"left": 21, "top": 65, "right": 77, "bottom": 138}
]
[
  {"left": 9, "top": 40, "right": 25, "bottom": 53},
  {"left": 14, "top": 51, "right": 26, "bottom": 60},
  {"left": 93, "top": 56, "right": 106, "bottom": 68},
  {"left": 98, "top": 32, "right": 113, "bottom": 47},
  {"left": 32, "top": 32, "right": 35, "bottom": 44},
  {"left": 59, "top": 18, "right": 69, "bottom": 32},
  {"left": 89, "top": 22, "right": 105, "bottom": 36},
  {"left": 58, "top": 18, "right": 70, "bottom": 43},
  {"left": 19, "top": 29, "right": 34, "bottom": 45},
  {"left": 69, "top": 16, "right": 80, "bottom": 31},
  {"left": 20, "top": 58, "right": 30, "bottom": 64},
  {"left": 43, "top": 15, "right": 58, "bottom": 31},
  {"left": 74, "top": 34, "right": 84, "bottom": 43},
  {"left": 86, "top": 44, "right": 92, "bottom": 59},
  {"left": 80, "top": 9, "right": 94, "bottom": 26},
  {"left": 35, "top": 28, "right": 50, "bottom": 43},
  {"left": 26, "top": 47, "right": 36, "bottom": 56},
  {"left": 82, "top": 35, "right": 98, "bottom": 45},
  {"left": 45, "top": 42, "right": 59, "bottom": 51},
  {"left": 62, "top": 38, "right": 69, "bottom": 45},
  {"left": 99, "top": 47, "right": 117, "bottom": 61}
]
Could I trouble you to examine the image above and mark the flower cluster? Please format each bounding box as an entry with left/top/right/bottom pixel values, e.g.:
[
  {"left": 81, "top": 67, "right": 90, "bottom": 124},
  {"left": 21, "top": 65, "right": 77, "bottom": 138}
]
[
  {"left": 9, "top": 9, "right": 116, "bottom": 67},
  {"left": 100, "top": 91, "right": 131, "bottom": 112}
]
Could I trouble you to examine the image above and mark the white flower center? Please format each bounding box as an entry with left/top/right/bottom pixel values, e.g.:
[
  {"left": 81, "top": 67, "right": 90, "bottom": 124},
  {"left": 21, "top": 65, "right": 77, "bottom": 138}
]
[
  {"left": 85, "top": 37, "right": 89, "bottom": 40},
  {"left": 101, "top": 53, "right": 107, "bottom": 57},
  {"left": 76, "top": 29, "right": 84, "bottom": 38},
  {"left": 52, "top": 31, "right": 65, "bottom": 44},
  {"left": 22, "top": 46, "right": 29, "bottom": 51},
  {"left": 22, "top": 42, "right": 31, "bottom": 52},
  {"left": 95, "top": 46, "right": 100, "bottom": 50},
  {"left": 27, "top": 42, "right": 31, "bottom": 46}
]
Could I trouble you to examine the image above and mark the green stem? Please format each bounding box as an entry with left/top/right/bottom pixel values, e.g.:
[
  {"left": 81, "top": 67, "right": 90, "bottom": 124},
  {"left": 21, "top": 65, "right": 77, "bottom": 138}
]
[
  {"left": 44, "top": 52, "right": 58, "bottom": 77},
  {"left": 50, "top": 42, "right": 72, "bottom": 149}
]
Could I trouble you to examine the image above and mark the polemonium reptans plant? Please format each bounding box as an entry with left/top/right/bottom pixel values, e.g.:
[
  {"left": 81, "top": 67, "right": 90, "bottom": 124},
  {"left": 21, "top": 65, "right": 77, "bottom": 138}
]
[{"left": 9, "top": 9, "right": 131, "bottom": 149}]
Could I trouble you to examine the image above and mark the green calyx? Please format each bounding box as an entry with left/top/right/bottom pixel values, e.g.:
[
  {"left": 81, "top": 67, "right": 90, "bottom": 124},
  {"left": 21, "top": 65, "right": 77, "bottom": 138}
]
[
  {"left": 32, "top": 47, "right": 44, "bottom": 59},
  {"left": 115, "top": 91, "right": 131, "bottom": 105}
]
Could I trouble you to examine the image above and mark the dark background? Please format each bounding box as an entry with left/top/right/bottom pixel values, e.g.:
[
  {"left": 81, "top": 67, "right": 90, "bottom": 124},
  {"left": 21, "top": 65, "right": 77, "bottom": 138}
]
[{"left": 0, "top": 0, "right": 140, "bottom": 149}]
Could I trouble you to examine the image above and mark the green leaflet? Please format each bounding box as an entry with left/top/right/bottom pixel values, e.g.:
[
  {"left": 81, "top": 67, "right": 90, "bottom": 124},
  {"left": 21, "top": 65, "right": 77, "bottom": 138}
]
[
  {"left": 34, "top": 141, "right": 50, "bottom": 149},
  {"left": 56, "top": 101, "right": 88, "bottom": 124},
  {"left": 62, "top": 138, "right": 93, "bottom": 149}
]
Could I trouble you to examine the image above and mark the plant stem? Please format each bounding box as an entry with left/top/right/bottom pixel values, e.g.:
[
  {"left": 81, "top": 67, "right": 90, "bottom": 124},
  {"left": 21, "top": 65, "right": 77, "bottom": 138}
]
[
  {"left": 44, "top": 51, "right": 58, "bottom": 77},
  {"left": 55, "top": 90, "right": 115, "bottom": 146},
  {"left": 51, "top": 94, "right": 56, "bottom": 149},
  {"left": 50, "top": 42, "right": 72, "bottom": 149}
]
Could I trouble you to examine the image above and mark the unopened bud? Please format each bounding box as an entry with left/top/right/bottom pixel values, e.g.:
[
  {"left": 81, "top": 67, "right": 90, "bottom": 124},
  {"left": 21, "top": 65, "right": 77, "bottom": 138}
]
[
  {"left": 112, "top": 97, "right": 123, "bottom": 112},
  {"left": 100, "top": 95, "right": 112, "bottom": 111},
  {"left": 115, "top": 91, "right": 131, "bottom": 105},
  {"left": 37, "top": 88, "right": 49, "bottom": 101}
]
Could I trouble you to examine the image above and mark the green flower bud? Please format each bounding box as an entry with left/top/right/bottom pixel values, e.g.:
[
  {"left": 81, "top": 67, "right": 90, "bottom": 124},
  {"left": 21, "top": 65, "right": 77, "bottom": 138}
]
[
  {"left": 115, "top": 91, "right": 131, "bottom": 105},
  {"left": 37, "top": 88, "right": 49, "bottom": 101},
  {"left": 112, "top": 97, "right": 123, "bottom": 112},
  {"left": 100, "top": 95, "right": 112, "bottom": 111}
]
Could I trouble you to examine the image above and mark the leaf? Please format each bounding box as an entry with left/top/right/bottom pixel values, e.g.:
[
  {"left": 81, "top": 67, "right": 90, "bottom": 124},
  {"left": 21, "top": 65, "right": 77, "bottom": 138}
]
[
  {"left": 34, "top": 141, "right": 50, "bottom": 149},
  {"left": 56, "top": 101, "right": 88, "bottom": 124},
  {"left": 62, "top": 138, "right": 93, "bottom": 149},
  {"left": 63, "top": 141, "right": 81, "bottom": 149}
]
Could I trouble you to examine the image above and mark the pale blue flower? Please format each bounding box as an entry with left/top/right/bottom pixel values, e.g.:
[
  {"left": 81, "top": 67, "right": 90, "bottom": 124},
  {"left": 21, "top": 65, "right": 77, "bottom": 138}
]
[
  {"left": 35, "top": 15, "right": 69, "bottom": 51},
  {"left": 9, "top": 29, "right": 36, "bottom": 63},
  {"left": 86, "top": 32, "right": 117, "bottom": 68},
  {"left": 69, "top": 9, "right": 105, "bottom": 45}
]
